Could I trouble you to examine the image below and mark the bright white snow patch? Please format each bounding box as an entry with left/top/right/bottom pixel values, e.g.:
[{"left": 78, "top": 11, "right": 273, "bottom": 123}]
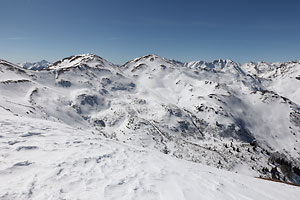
[{"left": 0, "top": 114, "right": 299, "bottom": 200}]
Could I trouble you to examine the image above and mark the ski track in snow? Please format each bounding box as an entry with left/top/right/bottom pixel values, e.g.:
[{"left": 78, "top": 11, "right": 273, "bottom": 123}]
[{"left": 0, "top": 114, "right": 299, "bottom": 200}]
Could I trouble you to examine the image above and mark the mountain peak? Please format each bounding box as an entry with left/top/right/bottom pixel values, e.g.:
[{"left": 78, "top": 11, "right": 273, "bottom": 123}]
[
  {"left": 133, "top": 54, "right": 162, "bottom": 62},
  {"left": 19, "top": 60, "right": 51, "bottom": 70},
  {"left": 212, "top": 58, "right": 234, "bottom": 64},
  {"left": 47, "top": 53, "right": 115, "bottom": 71}
]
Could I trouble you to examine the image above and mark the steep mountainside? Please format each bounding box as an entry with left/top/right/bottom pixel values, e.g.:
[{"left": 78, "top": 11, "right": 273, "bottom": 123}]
[{"left": 0, "top": 54, "right": 299, "bottom": 184}]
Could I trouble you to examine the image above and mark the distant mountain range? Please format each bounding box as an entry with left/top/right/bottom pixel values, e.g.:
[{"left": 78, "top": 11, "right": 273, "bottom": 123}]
[{"left": 18, "top": 60, "right": 51, "bottom": 70}]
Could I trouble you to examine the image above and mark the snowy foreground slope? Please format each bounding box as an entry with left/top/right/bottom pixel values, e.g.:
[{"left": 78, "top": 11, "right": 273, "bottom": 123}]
[
  {"left": 0, "top": 54, "right": 300, "bottom": 187},
  {"left": 0, "top": 112, "right": 299, "bottom": 200}
]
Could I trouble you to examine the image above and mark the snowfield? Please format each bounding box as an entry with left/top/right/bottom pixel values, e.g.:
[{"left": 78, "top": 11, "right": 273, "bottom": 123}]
[
  {"left": 0, "top": 113, "right": 299, "bottom": 200},
  {"left": 0, "top": 54, "right": 300, "bottom": 199}
]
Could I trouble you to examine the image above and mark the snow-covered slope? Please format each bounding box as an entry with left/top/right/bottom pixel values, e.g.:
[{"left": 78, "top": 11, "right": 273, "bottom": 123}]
[
  {"left": 241, "top": 60, "right": 300, "bottom": 103},
  {"left": 0, "top": 54, "right": 300, "bottom": 187},
  {"left": 0, "top": 113, "right": 299, "bottom": 200},
  {"left": 19, "top": 60, "right": 51, "bottom": 71}
]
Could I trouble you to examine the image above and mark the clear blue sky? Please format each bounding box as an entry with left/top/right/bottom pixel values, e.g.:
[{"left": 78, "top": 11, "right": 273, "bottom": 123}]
[{"left": 1, "top": 0, "right": 300, "bottom": 64}]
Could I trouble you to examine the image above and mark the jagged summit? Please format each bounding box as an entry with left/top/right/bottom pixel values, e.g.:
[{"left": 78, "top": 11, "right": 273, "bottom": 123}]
[
  {"left": 186, "top": 58, "right": 237, "bottom": 68},
  {"left": 19, "top": 60, "right": 51, "bottom": 71}
]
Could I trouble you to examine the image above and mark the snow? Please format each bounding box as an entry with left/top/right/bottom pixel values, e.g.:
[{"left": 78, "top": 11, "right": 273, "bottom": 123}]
[
  {"left": 0, "top": 114, "right": 299, "bottom": 200},
  {"left": 0, "top": 54, "right": 300, "bottom": 198},
  {"left": 19, "top": 60, "right": 50, "bottom": 71}
]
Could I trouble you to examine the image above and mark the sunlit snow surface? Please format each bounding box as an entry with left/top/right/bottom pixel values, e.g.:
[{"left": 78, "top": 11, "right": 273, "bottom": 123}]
[
  {"left": 1, "top": 55, "right": 300, "bottom": 199},
  {"left": 0, "top": 113, "right": 299, "bottom": 200}
]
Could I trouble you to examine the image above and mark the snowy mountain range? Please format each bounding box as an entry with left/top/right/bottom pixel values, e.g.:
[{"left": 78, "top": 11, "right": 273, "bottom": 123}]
[
  {"left": 18, "top": 60, "right": 51, "bottom": 70},
  {"left": 0, "top": 54, "right": 299, "bottom": 199}
]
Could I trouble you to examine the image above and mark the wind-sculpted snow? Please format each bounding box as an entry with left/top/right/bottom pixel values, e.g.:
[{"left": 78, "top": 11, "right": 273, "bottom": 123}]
[
  {"left": 0, "top": 54, "right": 300, "bottom": 186},
  {"left": 0, "top": 114, "right": 299, "bottom": 200}
]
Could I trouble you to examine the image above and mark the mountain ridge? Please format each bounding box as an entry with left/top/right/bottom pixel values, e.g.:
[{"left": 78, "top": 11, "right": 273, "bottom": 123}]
[
  {"left": 16, "top": 54, "right": 300, "bottom": 77},
  {"left": 19, "top": 60, "right": 51, "bottom": 71},
  {"left": 1, "top": 53, "right": 300, "bottom": 184}
]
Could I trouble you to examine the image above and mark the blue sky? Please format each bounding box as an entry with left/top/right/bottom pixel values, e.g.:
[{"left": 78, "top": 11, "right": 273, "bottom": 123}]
[{"left": 1, "top": 0, "right": 300, "bottom": 64}]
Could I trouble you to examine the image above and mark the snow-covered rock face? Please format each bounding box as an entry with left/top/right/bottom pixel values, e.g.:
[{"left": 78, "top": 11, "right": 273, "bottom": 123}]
[
  {"left": 19, "top": 60, "right": 51, "bottom": 70},
  {"left": 1, "top": 54, "right": 300, "bottom": 185}
]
